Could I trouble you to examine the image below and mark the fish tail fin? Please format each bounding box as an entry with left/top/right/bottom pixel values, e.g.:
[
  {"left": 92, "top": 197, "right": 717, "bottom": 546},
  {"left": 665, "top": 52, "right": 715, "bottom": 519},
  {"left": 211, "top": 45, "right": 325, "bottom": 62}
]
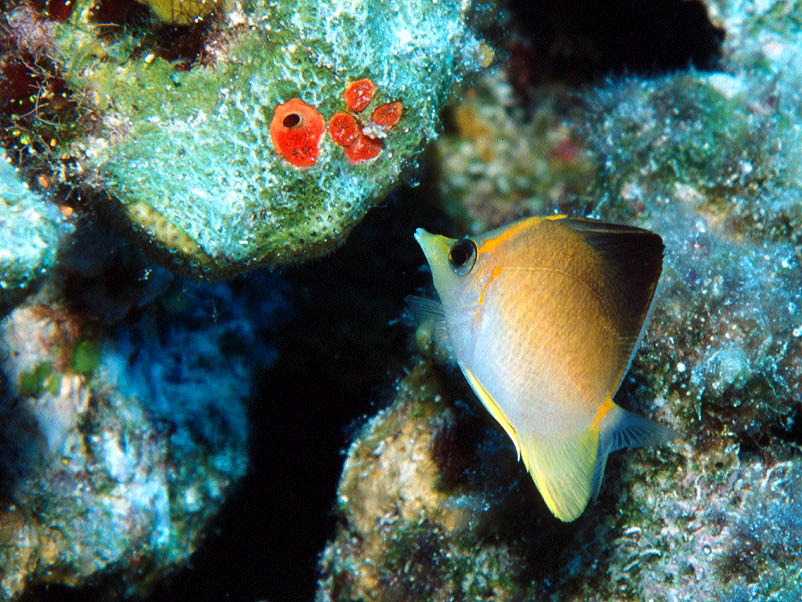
[
  {"left": 591, "top": 400, "right": 679, "bottom": 500},
  {"left": 517, "top": 427, "right": 599, "bottom": 523},
  {"left": 518, "top": 400, "right": 677, "bottom": 523}
]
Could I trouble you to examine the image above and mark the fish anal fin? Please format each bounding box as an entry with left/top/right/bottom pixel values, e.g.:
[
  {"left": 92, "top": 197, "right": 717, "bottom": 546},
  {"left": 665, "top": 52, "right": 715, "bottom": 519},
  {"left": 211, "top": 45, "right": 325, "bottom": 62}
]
[
  {"left": 517, "top": 426, "right": 599, "bottom": 522},
  {"left": 459, "top": 364, "right": 521, "bottom": 460}
]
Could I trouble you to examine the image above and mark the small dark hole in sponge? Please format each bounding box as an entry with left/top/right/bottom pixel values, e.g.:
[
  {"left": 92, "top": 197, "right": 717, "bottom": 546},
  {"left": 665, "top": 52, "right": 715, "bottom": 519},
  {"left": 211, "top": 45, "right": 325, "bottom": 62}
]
[{"left": 283, "top": 113, "right": 302, "bottom": 128}]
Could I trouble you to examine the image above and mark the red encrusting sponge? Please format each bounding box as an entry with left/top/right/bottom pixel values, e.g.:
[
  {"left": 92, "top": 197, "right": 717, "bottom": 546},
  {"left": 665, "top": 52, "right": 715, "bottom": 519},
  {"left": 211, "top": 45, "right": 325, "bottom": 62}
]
[
  {"left": 326, "top": 79, "right": 405, "bottom": 164},
  {"left": 328, "top": 112, "right": 360, "bottom": 147},
  {"left": 269, "top": 98, "right": 326, "bottom": 167},
  {"left": 344, "top": 78, "right": 375, "bottom": 112},
  {"left": 344, "top": 131, "right": 383, "bottom": 163},
  {"left": 371, "top": 102, "right": 403, "bottom": 128}
]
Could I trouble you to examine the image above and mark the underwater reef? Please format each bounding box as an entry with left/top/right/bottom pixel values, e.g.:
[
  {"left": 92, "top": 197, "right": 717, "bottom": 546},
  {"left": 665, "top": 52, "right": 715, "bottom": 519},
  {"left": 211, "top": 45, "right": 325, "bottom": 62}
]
[
  {"left": 0, "top": 227, "right": 287, "bottom": 598},
  {"left": 317, "top": 1, "right": 802, "bottom": 601},
  {"left": 2, "top": 0, "right": 802, "bottom": 600},
  {"left": 0, "top": 0, "right": 491, "bottom": 595}
]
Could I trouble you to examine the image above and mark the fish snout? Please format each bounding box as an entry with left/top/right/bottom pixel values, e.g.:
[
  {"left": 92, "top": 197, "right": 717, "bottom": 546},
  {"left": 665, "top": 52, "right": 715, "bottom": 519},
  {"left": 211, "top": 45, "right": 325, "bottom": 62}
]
[{"left": 413, "top": 228, "right": 451, "bottom": 261}]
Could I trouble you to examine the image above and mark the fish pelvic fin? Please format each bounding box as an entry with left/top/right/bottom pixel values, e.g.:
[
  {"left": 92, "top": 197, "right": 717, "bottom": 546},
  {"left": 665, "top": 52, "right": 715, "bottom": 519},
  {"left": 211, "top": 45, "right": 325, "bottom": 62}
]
[
  {"left": 459, "top": 363, "right": 521, "bottom": 460},
  {"left": 517, "top": 425, "right": 599, "bottom": 522},
  {"left": 592, "top": 400, "right": 678, "bottom": 499}
]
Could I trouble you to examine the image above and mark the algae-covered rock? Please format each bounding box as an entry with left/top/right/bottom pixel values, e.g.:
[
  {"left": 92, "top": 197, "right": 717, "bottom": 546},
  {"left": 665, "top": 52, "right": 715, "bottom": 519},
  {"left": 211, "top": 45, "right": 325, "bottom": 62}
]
[
  {"left": 434, "top": 72, "right": 596, "bottom": 232},
  {"left": 317, "top": 360, "right": 541, "bottom": 602},
  {"left": 0, "top": 152, "right": 71, "bottom": 317},
  {"left": 53, "top": 0, "right": 490, "bottom": 278},
  {"left": 317, "top": 359, "right": 802, "bottom": 602},
  {"left": 0, "top": 258, "right": 287, "bottom": 599},
  {"left": 135, "top": 0, "right": 218, "bottom": 25}
]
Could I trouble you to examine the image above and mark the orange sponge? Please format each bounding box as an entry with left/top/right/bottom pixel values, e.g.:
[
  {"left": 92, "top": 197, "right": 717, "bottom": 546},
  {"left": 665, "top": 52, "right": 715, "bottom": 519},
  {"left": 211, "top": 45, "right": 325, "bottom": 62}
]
[{"left": 269, "top": 98, "right": 326, "bottom": 167}]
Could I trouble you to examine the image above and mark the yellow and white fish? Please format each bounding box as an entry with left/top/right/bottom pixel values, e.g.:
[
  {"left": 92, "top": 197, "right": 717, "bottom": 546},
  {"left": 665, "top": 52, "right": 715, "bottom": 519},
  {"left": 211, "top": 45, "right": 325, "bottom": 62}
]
[{"left": 412, "top": 215, "right": 676, "bottom": 522}]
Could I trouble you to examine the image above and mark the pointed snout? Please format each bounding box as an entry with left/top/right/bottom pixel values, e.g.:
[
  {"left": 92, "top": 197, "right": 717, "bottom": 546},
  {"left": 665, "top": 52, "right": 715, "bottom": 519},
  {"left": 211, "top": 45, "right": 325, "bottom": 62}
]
[{"left": 414, "top": 228, "right": 452, "bottom": 265}]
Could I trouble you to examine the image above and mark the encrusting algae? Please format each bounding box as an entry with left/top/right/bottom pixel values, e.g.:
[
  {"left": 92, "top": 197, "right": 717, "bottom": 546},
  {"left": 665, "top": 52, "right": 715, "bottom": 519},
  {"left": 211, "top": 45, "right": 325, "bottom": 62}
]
[
  {"left": 413, "top": 215, "right": 676, "bottom": 521},
  {"left": 46, "top": 0, "right": 491, "bottom": 278}
]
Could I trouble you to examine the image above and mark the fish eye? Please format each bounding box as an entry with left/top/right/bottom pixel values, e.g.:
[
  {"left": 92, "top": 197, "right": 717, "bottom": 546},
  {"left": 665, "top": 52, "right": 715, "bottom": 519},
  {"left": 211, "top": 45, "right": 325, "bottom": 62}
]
[{"left": 448, "top": 238, "right": 477, "bottom": 276}]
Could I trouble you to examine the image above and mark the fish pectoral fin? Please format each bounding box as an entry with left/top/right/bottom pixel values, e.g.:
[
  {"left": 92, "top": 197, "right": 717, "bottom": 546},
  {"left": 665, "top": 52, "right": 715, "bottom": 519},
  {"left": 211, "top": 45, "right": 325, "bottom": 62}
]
[
  {"left": 405, "top": 295, "right": 452, "bottom": 356},
  {"left": 517, "top": 426, "right": 599, "bottom": 523},
  {"left": 459, "top": 364, "right": 521, "bottom": 460}
]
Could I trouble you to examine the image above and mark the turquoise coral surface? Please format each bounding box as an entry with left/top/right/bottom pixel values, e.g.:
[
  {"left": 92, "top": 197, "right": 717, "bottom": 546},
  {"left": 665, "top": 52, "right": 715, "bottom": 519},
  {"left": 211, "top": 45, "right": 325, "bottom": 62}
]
[
  {"left": 0, "top": 258, "right": 287, "bottom": 598},
  {"left": 0, "top": 152, "right": 71, "bottom": 317},
  {"left": 54, "top": 0, "right": 489, "bottom": 277}
]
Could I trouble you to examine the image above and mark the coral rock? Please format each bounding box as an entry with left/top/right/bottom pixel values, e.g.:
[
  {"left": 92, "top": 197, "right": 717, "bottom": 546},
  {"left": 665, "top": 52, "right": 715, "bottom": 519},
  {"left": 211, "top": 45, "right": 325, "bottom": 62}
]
[
  {"left": 0, "top": 248, "right": 287, "bottom": 599},
  {"left": 53, "top": 0, "right": 489, "bottom": 278},
  {"left": 0, "top": 152, "right": 72, "bottom": 318},
  {"left": 317, "top": 360, "right": 535, "bottom": 602}
]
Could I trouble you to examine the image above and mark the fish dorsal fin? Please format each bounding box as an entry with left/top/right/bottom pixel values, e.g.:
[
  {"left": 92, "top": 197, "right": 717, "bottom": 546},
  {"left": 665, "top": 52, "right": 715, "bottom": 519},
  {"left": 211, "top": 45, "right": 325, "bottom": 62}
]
[
  {"left": 558, "top": 218, "right": 664, "bottom": 392},
  {"left": 516, "top": 425, "right": 599, "bottom": 522},
  {"left": 561, "top": 217, "right": 664, "bottom": 344}
]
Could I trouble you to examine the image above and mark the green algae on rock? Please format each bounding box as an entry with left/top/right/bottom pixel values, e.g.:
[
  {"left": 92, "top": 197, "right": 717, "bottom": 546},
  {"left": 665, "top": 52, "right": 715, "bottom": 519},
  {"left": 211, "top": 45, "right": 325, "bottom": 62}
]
[
  {"left": 53, "top": 0, "right": 490, "bottom": 278},
  {"left": 0, "top": 152, "right": 71, "bottom": 317},
  {"left": 135, "top": 0, "right": 219, "bottom": 25}
]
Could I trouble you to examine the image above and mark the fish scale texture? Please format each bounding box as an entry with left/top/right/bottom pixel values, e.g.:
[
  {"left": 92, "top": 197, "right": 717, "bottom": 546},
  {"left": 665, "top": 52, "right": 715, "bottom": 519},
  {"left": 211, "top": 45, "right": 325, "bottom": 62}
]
[{"left": 55, "top": 0, "right": 488, "bottom": 278}]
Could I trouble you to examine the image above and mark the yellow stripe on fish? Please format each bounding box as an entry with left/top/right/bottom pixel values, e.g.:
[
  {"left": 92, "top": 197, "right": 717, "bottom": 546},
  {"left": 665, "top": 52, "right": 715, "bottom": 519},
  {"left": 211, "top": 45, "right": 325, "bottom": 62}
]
[{"left": 413, "top": 215, "right": 677, "bottom": 522}]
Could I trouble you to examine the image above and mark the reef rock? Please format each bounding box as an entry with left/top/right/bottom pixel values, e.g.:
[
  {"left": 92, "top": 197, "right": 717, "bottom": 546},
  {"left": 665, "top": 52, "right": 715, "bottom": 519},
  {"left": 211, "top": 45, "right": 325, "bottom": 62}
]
[
  {"left": 0, "top": 152, "right": 71, "bottom": 318},
  {"left": 51, "top": 0, "right": 490, "bottom": 278},
  {"left": 0, "top": 252, "right": 286, "bottom": 598},
  {"left": 317, "top": 359, "right": 540, "bottom": 602}
]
